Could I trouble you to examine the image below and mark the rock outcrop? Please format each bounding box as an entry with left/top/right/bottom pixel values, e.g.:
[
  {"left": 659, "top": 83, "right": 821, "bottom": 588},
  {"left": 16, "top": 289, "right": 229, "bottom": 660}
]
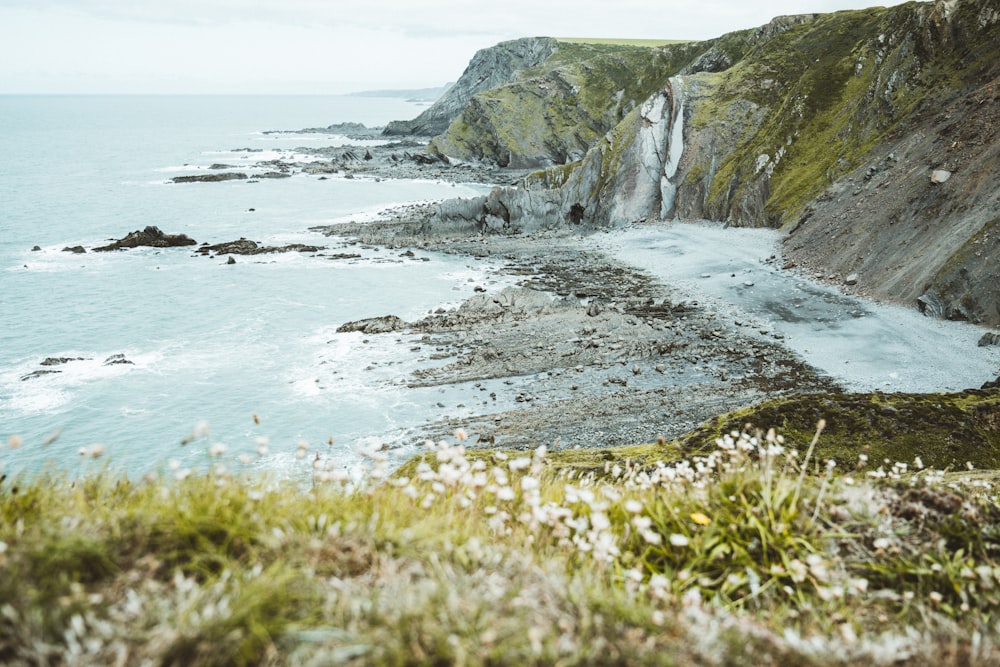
[
  {"left": 93, "top": 226, "right": 197, "bottom": 252},
  {"left": 195, "top": 239, "right": 324, "bottom": 256},
  {"left": 336, "top": 315, "right": 407, "bottom": 334}
]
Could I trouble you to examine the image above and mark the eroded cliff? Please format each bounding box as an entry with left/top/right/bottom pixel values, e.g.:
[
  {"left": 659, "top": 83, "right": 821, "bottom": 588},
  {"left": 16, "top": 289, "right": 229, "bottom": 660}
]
[{"left": 418, "top": 0, "right": 999, "bottom": 325}]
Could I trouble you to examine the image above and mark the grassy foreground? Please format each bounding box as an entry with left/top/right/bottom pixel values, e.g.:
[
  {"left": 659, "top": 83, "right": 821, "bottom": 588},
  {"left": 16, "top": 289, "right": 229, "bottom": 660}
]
[{"left": 4, "top": 419, "right": 1000, "bottom": 665}]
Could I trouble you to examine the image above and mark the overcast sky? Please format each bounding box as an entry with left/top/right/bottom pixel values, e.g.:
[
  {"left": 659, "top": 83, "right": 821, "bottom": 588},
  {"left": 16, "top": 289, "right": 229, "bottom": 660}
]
[{"left": 0, "top": 0, "right": 918, "bottom": 94}]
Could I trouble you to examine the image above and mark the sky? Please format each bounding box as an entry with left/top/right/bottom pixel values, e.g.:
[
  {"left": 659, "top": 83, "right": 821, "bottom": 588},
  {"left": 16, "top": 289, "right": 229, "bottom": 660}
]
[{"left": 0, "top": 0, "right": 919, "bottom": 94}]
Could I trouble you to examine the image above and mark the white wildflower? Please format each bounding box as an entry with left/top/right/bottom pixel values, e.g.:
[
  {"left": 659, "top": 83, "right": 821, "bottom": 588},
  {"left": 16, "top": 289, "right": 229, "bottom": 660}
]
[
  {"left": 669, "top": 533, "right": 690, "bottom": 547},
  {"left": 509, "top": 457, "right": 532, "bottom": 471}
]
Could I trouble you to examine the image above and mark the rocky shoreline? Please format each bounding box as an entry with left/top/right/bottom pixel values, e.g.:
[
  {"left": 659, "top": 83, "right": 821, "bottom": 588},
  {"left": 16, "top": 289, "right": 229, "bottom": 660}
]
[{"left": 321, "top": 217, "right": 839, "bottom": 451}]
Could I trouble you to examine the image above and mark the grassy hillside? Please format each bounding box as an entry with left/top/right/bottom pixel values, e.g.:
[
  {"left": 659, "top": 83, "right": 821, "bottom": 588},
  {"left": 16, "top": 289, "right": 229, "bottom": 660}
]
[{"left": 429, "top": 40, "right": 707, "bottom": 168}]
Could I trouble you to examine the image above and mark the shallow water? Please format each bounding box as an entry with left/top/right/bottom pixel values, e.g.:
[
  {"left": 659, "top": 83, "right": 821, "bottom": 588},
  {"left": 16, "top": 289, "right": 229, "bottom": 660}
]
[
  {"left": 0, "top": 95, "right": 502, "bottom": 477},
  {"left": 603, "top": 221, "right": 1000, "bottom": 393}
]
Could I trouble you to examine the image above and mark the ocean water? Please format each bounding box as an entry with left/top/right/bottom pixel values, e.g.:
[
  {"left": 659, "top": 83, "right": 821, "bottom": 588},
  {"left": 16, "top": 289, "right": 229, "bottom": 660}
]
[{"left": 0, "top": 95, "right": 502, "bottom": 477}]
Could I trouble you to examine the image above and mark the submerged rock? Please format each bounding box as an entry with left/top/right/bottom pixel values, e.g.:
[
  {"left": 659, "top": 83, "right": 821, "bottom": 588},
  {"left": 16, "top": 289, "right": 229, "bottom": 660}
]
[
  {"left": 21, "top": 369, "right": 61, "bottom": 381},
  {"left": 41, "top": 357, "right": 85, "bottom": 366},
  {"left": 103, "top": 354, "right": 133, "bottom": 366}
]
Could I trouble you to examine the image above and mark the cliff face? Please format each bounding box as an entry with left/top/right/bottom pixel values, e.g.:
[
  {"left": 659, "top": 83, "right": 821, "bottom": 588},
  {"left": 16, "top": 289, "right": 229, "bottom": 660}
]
[
  {"left": 422, "top": 0, "right": 1000, "bottom": 325},
  {"left": 383, "top": 37, "right": 558, "bottom": 137},
  {"left": 428, "top": 40, "right": 709, "bottom": 168}
]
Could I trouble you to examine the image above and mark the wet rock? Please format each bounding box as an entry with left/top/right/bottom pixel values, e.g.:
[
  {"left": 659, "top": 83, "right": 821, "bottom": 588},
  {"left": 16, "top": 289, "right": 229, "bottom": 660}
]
[
  {"left": 21, "top": 369, "right": 61, "bottom": 381},
  {"left": 31, "top": 245, "right": 41, "bottom": 251},
  {"left": 227, "top": 256, "right": 236, "bottom": 265},
  {"left": 93, "top": 226, "right": 197, "bottom": 252},
  {"left": 195, "top": 239, "right": 324, "bottom": 255},
  {"left": 171, "top": 172, "right": 248, "bottom": 183},
  {"left": 336, "top": 315, "right": 407, "bottom": 334},
  {"left": 103, "top": 354, "right": 133, "bottom": 366},
  {"left": 41, "top": 357, "right": 85, "bottom": 366},
  {"left": 62, "top": 246, "right": 86, "bottom": 254}
]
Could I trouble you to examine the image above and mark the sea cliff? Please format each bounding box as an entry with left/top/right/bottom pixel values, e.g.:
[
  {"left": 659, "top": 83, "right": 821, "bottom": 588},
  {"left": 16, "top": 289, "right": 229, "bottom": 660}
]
[{"left": 393, "top": 0, "right": 999, "bottom": 326}]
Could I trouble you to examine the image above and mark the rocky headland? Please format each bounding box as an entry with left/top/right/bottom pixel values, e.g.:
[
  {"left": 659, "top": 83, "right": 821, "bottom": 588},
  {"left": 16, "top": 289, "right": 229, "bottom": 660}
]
[{"left": 356, "top": 0, "right": 999, "bottom": 327}]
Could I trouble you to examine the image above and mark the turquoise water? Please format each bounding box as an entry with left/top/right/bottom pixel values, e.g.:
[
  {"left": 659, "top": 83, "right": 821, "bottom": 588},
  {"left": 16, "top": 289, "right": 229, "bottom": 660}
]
[{"left": 0, "top": 95, "right": 500, "bottom": 477}]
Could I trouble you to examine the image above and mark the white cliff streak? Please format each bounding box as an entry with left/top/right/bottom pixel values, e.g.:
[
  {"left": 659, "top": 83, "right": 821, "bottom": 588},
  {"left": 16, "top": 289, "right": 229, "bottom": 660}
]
[{"left": 660, "top": 76, "right": 685, "bottom": 220}]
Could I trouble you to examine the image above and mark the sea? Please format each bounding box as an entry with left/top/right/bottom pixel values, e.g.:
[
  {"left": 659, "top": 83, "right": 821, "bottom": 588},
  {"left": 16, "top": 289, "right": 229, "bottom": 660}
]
[{"left": 0, "top": 94, "right": 507, "bottom": 479}]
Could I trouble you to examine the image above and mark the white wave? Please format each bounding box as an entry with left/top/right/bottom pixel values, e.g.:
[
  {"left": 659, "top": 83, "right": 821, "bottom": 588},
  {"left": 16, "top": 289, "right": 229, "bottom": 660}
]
[{"left": 0, "top": 350, "right": 159, "bottom": 416}]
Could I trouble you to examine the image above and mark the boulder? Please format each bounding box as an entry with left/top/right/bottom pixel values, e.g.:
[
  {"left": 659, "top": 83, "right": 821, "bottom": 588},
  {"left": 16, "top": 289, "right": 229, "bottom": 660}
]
[
  {"left": 93, "top": 226, "right": 197, "bottom": 252},
  {"left": 979, "top": 332, "right": 1000, "bottom": 347},
  {"left": 62, "top": 246, "right": 86, "bottom": 254},
  {"left": 336, "top": 315, "right": 406, "bottom": 334}
]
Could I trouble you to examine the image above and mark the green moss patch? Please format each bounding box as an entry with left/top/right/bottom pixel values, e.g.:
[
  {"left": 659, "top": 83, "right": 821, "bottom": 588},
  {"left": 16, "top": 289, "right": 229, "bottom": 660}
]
[{"left": 674, "top": 388, "right": 1000, "bottom": 471}]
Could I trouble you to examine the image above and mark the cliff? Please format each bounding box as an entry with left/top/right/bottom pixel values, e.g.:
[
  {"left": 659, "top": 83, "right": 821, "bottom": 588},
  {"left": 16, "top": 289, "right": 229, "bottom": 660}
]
[
  {"left": 382, "top": 37, "right": 559, "bottom": 137},
  {"left": 418, "top": 0, "right": 1000, "bottom": 326}
]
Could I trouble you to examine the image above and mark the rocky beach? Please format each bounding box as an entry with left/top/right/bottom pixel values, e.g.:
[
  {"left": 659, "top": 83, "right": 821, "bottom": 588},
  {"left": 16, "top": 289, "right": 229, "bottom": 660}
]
[{"left": 315, "top": 204, "right": 999, "bottom": 454}]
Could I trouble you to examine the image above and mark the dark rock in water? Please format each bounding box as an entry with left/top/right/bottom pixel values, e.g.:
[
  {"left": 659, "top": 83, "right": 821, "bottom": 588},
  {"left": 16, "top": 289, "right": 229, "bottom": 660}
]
[
  {"left": 227, "top": 256, "right": 236, "bottom": 265},
  {"left": 198, "top": 239, "right": 259, "bottom": 255},
  {"left": 93, "top": 226, "right": 197, "bottom": 252},
  {"left": 979, "top": 332, "right": 1000, "bottom": 347},
  {"left": 62, "top": 246, "right": 86, "bottom": 254},
  {"left": 336, "top": 315, "right": 406, "bottom": 334},
  {"left": 196, "top": 239, "right": 324, "bottom": 256},
  {"left": 21, "top": 369, "right": 61, "bottom": 381},
  {"left": 41, "top": 357, "right": 85, "bottom": 366},
  {"left": 208, "top": 163, "right": 236, "bottom": 170},
  {"left": 31, "top": 245, "right": 41, "bottom": 251},
  {"left": 255, "top": 171, "right": 292, "bottom": 180},
  {"left": 983, "top": 377, "right": 1000, "bottom": 390},
  {"left": 170, "top": 172, "right": 248, "bottom": 184},
  {"left": 103, "top": 354, "right": 134, "bottom": 366}
]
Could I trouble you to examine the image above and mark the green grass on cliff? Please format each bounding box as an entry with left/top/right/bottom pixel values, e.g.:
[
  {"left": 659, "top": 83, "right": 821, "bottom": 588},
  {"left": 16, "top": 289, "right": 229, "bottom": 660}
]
[
  {"left": 4, "top": 391, "right": 1000, "bottom": 665},
  {"left": 556, "top": 38, "right": 691, "bottom": 47}
]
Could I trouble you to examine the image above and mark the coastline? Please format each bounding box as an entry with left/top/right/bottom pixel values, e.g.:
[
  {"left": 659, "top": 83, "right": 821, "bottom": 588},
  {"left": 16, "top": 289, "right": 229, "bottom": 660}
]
[
  {"left": 312, "top": 162, "right": 999, "bottom": 453},
  {"left": 318, "top": 218, "right": 839, "bottom": 452}
]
